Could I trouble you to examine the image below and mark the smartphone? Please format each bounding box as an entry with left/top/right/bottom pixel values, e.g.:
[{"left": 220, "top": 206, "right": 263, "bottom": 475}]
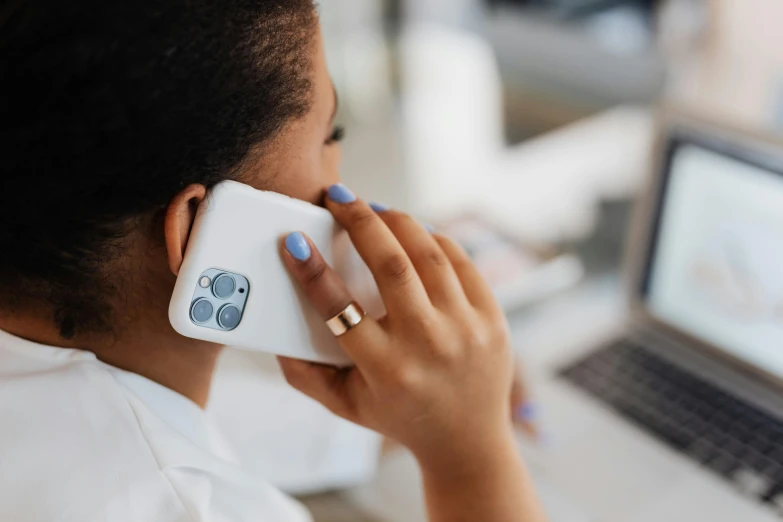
[{"left": 168, "top": 181, "right": 380, "bottom": 366}]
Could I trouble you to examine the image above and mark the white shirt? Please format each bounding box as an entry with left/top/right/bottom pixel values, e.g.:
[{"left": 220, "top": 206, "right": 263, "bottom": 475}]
[
  {"left": 0, "top": 328, "right": 378, "bottom": 521},
  {"left": 207, "top": 349, "right": 381, "bottom": 495}
]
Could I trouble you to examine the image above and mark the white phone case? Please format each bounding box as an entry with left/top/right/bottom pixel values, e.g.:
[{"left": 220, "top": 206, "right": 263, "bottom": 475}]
[{"left": 169, "top": 181, "right": 380, "bottom": 366}]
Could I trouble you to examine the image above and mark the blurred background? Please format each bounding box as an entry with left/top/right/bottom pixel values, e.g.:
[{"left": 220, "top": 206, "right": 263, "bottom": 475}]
[
  {"left": 219, "top": 1, "right": 783, "bottom": 520},
  {"left": 323, "top": 0, "right": 782, "bottom": 268}
]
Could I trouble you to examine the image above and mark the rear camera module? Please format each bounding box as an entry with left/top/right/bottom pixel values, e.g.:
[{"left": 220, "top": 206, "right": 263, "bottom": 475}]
[
  {"left": 212, "top": 274, "right": 236, "bottom": 299},
  {"left": 217, "top": 304, "right": 241, "bottom": 330},
  {"left": 190, "top": 298, "right": 214, "bottom": 324},
  {"left": 190, "top": 269, "right": 249, "bottom": 330}
]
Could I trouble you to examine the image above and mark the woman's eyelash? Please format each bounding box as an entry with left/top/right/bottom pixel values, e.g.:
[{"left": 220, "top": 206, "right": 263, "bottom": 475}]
[{"left": 327, "top": 125, "right": 345, "bottom": 144}]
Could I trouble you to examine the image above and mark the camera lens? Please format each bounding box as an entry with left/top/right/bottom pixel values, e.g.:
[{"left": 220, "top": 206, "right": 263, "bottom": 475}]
[
  {"left": 190, "top": 298, "right": 214, "bottom": 324},
  {"left": 217, "top": 305, "right": 241, "bottom": 330},
  {"left": 212, "top": 274, "right": 236, "bottom": 299}
]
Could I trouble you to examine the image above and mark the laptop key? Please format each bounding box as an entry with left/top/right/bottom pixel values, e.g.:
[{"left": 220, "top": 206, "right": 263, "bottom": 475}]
[
  {"left": 707, "top": 453, "right": 740, "bottom": 478},
  {"left": 688, "top": 439, "right": 721, "bottom": 465},
  {"left": 733, "top": 468, "right": 772, "bottom": 498}
]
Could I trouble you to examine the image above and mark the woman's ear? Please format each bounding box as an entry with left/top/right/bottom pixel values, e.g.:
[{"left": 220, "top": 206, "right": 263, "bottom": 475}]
[{"left": 165, "top": 184, "right": 207, "bottom": 276}]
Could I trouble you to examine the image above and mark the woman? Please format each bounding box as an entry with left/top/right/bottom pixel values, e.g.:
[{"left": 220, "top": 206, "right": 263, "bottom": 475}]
[{"left": 0, "top": 1, "right": 545, "bottom": 521}]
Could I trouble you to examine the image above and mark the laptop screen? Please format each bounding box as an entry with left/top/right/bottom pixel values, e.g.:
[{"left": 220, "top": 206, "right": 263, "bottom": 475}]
[{"left": 643, "top": 136, "right": 783, "bottom": 379}]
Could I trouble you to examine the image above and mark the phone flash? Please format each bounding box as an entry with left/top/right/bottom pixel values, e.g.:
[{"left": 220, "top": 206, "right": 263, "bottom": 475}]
[{"left": 199, "top": 276, "right": 211, "bottom": 288}]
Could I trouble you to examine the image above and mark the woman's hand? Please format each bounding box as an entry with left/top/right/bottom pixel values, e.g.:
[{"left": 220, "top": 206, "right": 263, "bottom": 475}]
[
  {"left": 382, "top": 362, "right": 537, "bottom": 455},
  {"left": 278, "top": 184, "right": 545, "bottom": 522}
]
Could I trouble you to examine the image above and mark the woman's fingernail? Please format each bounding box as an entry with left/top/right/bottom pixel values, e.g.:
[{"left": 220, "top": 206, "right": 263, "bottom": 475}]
[
  {"left": 327, "top": 183, "right": 357, "bottom": 204},
  {"left": 516, "top": 402, "right": 535, "bottom": 421},
  {"left": 425, "top": 224, "right": 436, "bottom": 234},
  {"left": 285, "top": 232, "right": 311, "bottom": 261},
  {"left": 370, "top": 202, "right": 390, "bottom": 213}
]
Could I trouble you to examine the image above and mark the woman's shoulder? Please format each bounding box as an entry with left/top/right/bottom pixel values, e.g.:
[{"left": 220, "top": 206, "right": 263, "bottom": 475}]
[
  {"left": 0, "top": 331, "right": 311, "bottom": 522},
  {"left": 0, "top": 332, "right": 188, "bottom": 519}
]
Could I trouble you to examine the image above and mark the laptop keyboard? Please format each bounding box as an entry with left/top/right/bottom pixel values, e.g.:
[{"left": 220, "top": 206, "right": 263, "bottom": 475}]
[{"left": 559, "top": 338, "right": 783, "bottom": 514}]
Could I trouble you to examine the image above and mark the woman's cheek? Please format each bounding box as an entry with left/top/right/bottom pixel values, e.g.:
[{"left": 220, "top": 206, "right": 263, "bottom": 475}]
[{"left": 325, "top": 145, "right": 342, "bottom": 182}]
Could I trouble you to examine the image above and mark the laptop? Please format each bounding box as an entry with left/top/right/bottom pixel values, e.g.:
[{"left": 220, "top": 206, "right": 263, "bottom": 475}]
[{"left": 545, "top": 112, "right": 783, "bottom": 521}]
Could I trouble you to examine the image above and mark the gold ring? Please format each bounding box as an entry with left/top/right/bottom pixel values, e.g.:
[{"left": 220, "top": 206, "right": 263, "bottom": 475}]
[{"left": 326, "top": 301, "right": 366, "bottom": 337}]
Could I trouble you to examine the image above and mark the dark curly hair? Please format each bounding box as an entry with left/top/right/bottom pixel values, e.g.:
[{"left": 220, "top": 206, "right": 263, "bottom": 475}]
[{"left": 0, "top": 0, "right": 317, "bottom": 338}]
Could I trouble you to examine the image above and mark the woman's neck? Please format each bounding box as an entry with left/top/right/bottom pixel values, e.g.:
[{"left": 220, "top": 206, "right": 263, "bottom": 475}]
[{"left": 0, "top": 310, "right": 222, "bottom": 408}]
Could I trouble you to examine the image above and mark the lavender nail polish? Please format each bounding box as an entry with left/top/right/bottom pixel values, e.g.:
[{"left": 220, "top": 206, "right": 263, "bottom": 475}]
[{"left": 285, "top": 232, "right": 311, "bottom": 261}]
